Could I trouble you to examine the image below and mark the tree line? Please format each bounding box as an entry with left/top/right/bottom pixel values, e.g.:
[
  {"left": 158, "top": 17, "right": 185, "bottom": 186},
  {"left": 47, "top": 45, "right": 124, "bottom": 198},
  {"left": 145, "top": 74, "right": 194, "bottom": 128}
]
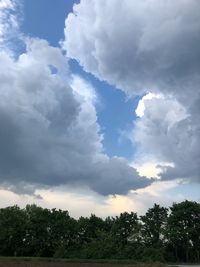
[{"left": 0, "top": 200, "right": 200, "bottom": 262}]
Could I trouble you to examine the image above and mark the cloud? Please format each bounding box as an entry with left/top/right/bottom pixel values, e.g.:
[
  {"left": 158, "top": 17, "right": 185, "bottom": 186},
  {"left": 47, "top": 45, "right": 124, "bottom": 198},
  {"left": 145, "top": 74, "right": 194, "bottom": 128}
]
[
  {"left": 2, "top": 179, "right": 200, "bottom": 218},
  {"left": 64, "top": 0, "right": 200, "bottom": 185},
  {"left": 64, "top": 0, "right": 200, "bottom": 97},
  {"left": 0, "top": 0, "right": 22, "bottom": 50},
  {"left": 0, "top": 0, "right": 14, "bottom": 9},
  {"left": 0, "top": 37, "right": 151, "bottom": 196},
  {"left": 132, "top": 95, "right": 200, "bottom": 182},
  {"left": 135, "top": 92, "right": 161, "bottom": 118},
  {"left": 0, "top": 181, "right": 181, "bottom": 218}
]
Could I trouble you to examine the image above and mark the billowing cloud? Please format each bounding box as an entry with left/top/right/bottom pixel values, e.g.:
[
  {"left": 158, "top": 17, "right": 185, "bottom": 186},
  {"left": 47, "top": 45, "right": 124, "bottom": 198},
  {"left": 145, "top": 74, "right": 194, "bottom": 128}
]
[
  {"left": 64, "top": 0, "right": 200, "bottom": 97},
  {"left": 133, "top": 95, "right": 200, "bottom": 182},
  {"left": 1, "top": 0, "right": 199, "bottom": 200},
  {"left": 0, "top": 37, "right": 150, "bottom": 196},
  {"left": 135, "top": 92, "right": 161, "bottom": 118},
  {"left": 64, "top": 0, "right": 200, "bottom": 184}
]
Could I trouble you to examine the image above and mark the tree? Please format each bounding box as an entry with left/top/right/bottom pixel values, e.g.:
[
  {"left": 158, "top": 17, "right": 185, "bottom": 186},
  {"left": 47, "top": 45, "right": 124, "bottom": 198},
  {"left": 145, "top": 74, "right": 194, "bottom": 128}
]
[
  {"left": 77, "top": 214, "right": 105, "bottom": 245},
  {"left": 167, "top": 200, "right": 200, "bottom": 262},
  {"left": 111, "top": 212, "right": 138, "bottom": 244},
  {"left": 49, "top": 208, "right": 77, "bottom": 258},
  {"left": 0, "top": 206, "right": 27, "bottom": 256},
  {"left": 140, "top": 204, "right": 168, "bottom": 248},
  {"left": 0, "top": 202, "right": 199, "bottom": 262},
  {"left": 80, "top": 230, "right": 117, "bottom": 259},
  {"left": 24, "top": 204, "right": 52, "bottom": 256},
  {"left": 110, "top": 212, "right": 139, "bottom": 258}
]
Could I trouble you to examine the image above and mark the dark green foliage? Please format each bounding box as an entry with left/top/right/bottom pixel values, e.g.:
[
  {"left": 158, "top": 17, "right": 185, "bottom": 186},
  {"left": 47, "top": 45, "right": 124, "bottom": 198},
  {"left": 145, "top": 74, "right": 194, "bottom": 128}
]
[
  {"left": 0, "top": 205, "right": 27, "bottom": 256},
  {"left": 140, "top": 204, "right": 168, "bottom": 248},
  {"left": 0, "top": 201, "right": 200, "bottom": 262},
  {"left": 167, "top": 200, "right": 200, "bottom": 262}
]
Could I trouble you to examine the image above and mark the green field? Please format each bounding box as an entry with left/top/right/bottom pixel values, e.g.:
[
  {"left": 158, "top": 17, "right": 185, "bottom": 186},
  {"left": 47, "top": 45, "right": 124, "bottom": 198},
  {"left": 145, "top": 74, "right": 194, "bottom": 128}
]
[{"left": 0, "top": 258, "right": 166, "bottom": 267}]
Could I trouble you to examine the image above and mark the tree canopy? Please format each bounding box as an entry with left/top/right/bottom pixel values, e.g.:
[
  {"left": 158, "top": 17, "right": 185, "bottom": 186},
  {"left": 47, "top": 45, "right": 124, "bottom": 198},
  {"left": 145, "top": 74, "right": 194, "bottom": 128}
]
[{"left": 0, "top": 200, "right": 200, "bottom": 262}]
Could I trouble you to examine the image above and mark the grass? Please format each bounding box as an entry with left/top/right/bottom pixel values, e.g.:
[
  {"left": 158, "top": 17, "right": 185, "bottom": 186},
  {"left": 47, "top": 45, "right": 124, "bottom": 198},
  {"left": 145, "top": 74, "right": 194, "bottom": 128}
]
[{"left": 0, "top": 257, "right": 166, "bottom": 267}]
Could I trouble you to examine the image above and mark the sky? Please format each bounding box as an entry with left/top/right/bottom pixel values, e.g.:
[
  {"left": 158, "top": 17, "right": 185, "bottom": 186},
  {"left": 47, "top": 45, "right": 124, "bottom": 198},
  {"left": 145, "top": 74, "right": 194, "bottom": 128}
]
[{"left": 0, "top": 0, "right": 200, "bottom": 218}]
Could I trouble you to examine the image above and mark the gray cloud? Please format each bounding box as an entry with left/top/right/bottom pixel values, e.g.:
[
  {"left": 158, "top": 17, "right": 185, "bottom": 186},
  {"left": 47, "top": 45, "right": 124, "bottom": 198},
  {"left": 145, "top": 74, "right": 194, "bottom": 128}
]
[
  {"left": 91, "top": 157, "right": 151, "bottom": 195},
  {"left": 64, "top": 0, "right": 200, "bottom": 97},
  {"left": 0, "top": 38, "right": 150, "bottom": 195},
  {"left": 64, "top": 0, "right": 200, "bottom": 184},
  {"left": 132, "top": 95, "right": 200, "bottom": 182}
]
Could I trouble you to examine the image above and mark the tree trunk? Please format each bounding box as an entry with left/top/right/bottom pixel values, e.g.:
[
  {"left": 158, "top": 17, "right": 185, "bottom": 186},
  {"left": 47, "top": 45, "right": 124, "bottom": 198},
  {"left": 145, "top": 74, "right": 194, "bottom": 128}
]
[
  {"left": 197, "top": 250, "right": 200, "bottom": 263},
  {"left": 186, "top": 247, "right": 189, "bottom": 262},
  {"left": 175, "top": 246, "right": 178, "bottom": 262}
]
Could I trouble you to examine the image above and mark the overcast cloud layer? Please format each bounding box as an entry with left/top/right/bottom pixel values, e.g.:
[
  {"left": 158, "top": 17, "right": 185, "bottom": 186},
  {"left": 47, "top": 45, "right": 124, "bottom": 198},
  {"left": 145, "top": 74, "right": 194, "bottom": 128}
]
[{"left": 64, "top": 0, "right": 200, "bottom": 183}]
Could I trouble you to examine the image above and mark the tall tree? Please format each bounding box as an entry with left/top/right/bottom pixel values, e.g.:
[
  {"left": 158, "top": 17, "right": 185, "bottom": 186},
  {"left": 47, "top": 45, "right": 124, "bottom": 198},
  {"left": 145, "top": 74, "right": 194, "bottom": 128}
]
[
  {"left": 111, "top": 212, "right": 139, "bottom": 248},
  {"left": 167, "top": 200, "right": 200, "bottom": 262},
  {"left": 49, "top": 208, "right": 77, "bottom": 258},
  {"left": 140, "top": 204, "right": 168, "bottom": 248},
  {"left": 24, "top": 204, "right": 52, "bottom": 256},
  {"left": 0, "top": 206, "right": 27, "bottom": 256}
]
